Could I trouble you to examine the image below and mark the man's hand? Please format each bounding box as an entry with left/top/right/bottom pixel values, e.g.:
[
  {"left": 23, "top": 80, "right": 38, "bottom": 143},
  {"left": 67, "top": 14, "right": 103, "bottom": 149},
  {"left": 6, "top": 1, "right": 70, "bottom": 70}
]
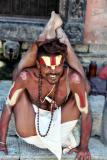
[
  {"left": 0, "top": 143, "right": 8, "bottom": 154},
  {"left": 69, "top": 145, "right": 91, "bottom": 160}
]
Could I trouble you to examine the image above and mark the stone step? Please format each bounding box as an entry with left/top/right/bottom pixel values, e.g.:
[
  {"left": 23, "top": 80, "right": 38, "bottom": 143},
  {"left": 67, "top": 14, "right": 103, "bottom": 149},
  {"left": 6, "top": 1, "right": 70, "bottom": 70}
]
[
  {"left": 78, "top": 52, "right": 107, "bottom": 66},
  {"left": 88, "top": 95, "right": 105, "bottom": 136},
  {"left": 0, "top": 80, "right": 12, "bottom": 98},
  {"left": 0, "top": 137, "right": 19, "bottom": 160},
  {"left": 0, "top": 137, "right": 107, "bottom": 160},
  {"left": 0, "top": 111, "right": 16, "bottom": 135},
  {"left": 0, "top": 80, "right": 16, "bottom": 136},
  {"left": 74, "top": 44, "right": 107, "bottom": 65}
]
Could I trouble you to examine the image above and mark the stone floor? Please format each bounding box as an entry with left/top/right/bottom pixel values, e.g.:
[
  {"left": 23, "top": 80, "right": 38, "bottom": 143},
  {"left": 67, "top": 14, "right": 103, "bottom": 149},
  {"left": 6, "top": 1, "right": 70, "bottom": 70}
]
[
  {"left": 0, "top": 136, "right": 107, "bottom": 160},
  {"left": 0, "top": 81, "right": 107, "bottom": 160}
]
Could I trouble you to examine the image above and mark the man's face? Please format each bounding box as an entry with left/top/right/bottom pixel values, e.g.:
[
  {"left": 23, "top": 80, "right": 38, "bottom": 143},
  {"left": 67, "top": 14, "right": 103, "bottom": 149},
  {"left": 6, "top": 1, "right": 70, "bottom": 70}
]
[{"left": 38, "top": 54, "right": 64, "bottom": 84}]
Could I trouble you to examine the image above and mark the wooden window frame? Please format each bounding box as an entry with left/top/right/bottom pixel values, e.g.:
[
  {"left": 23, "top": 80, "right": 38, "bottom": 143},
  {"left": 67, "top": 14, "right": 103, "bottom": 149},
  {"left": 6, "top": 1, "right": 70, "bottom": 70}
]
[{"left": 0, "top": 0, "right": 68, "bottom": 23}]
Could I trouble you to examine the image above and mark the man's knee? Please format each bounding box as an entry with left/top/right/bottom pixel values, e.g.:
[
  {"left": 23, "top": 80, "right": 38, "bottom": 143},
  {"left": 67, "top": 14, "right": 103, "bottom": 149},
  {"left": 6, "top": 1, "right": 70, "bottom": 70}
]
[
  {"left": 61, "top": 100, "right": 80, "bottom": 123},
  {"left": 14, "top": 91, "right": 31, "bottom": 110}
]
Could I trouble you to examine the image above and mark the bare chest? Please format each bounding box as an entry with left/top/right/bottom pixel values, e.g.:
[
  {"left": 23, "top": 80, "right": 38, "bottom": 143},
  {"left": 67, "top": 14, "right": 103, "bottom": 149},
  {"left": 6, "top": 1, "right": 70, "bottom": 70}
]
[{"left": 26, "top": 80, "right": 69, "bottom": 108}]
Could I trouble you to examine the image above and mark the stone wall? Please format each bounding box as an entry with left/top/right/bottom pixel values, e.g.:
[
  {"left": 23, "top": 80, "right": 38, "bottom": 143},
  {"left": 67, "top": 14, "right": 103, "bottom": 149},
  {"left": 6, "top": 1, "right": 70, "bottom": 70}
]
[
  {"left": 0, "top": 0, "right": 86, "bottom": 43},
  {"left": 84, "top": 0, "right": 107, "bottom": 44},
  {"left": 74, "top": 44, "right": 107, "bottom": 67},
  {"left": 0, "top": 39, "right": 107, "bottom": 79},
  {"left": 0, "top": 0, "right": 107, "bottom": 79}
]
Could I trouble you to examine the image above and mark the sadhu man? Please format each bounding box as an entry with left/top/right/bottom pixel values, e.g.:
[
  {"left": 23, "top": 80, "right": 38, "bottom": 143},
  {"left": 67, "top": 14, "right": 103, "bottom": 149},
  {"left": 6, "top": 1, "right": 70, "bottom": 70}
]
[{"left": 0, "top": 12, "right": 92, "bottom": 160}]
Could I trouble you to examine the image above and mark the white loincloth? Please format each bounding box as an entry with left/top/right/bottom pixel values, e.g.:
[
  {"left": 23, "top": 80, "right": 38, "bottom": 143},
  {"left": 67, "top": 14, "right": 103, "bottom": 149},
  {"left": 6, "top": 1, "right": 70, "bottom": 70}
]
[{"left": 17, "top": 104, "right": 78, "bottom": 160}]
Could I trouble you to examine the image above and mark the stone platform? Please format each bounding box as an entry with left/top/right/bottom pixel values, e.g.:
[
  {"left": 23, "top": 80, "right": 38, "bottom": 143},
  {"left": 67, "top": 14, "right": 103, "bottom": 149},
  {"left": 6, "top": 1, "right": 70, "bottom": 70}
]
[
  {"left": 0, "top": 80, "right": 107, "bottom": 160},
  {"left": 0, "top": 136, "right": 107, "bottom": 160}
]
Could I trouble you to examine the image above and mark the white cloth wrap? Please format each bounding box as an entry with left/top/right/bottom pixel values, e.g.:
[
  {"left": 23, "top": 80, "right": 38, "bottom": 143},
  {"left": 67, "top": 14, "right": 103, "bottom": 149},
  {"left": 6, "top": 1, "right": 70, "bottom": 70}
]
[{"left": 18, "top": 104, "right": 78, "bottom": 160}]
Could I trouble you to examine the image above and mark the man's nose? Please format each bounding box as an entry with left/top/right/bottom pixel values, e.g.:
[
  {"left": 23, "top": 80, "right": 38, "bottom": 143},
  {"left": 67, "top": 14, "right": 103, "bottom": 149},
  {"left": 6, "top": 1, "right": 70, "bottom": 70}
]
[
  {"left": 51, "top": 65, "right": 56, "bottom": 70},
  {"left": 50, "top": 66, "right": 56, "bottom": 73}
]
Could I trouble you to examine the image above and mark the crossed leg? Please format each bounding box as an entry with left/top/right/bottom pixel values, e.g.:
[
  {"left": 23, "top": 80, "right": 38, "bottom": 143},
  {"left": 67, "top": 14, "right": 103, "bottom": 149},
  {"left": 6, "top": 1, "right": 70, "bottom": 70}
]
[
  {"left": 13, "top": 92, "right": 80, "bottom": 138},
  {"left": 13, "top": 92, "right": 36, "bottom": 137}
]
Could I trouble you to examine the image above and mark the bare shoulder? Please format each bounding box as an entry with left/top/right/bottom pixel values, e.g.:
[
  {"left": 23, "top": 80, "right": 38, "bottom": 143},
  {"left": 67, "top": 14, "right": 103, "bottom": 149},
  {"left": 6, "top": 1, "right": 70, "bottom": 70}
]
[
  {"left": 69, "top": 70, "right": 81, "bottom": 85},
  {"left": 18, "top": 68, "right": 34, "bottom": 81},
  {"left": 68, "top": 69, "right": 86, "bottom": 92},
  {"left": 20, "top": 67, "right": 38, "bottom": 82}
]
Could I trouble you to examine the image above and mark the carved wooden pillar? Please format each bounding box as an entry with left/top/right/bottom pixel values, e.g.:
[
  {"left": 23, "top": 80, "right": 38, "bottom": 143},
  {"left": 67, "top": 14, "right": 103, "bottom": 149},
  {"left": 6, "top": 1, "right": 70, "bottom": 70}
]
[{"left": 63, "top": 0, "right": 87, "bottom": 43}]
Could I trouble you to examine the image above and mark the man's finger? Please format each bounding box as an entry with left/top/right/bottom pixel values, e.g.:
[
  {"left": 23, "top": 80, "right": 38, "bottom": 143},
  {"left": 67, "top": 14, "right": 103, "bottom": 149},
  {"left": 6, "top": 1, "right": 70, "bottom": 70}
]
[
  {"left": 86, "top": 154, "right": 91, "bottom": 160},
  {"left": 75, "top": 154, "right": 81, "bottom": 160},
  {"left": 69, "top": 147, "right": 79, "bottom": 153},
  {"left": 80, "top": 156, "right": 84, "bottom": 160}
]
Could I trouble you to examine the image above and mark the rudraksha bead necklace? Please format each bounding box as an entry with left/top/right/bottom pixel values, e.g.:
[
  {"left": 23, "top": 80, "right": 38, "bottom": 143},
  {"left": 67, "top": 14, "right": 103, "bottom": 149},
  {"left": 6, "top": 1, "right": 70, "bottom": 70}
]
[{"left": 37, "top": 70, "right": 57, "bottom": 137}]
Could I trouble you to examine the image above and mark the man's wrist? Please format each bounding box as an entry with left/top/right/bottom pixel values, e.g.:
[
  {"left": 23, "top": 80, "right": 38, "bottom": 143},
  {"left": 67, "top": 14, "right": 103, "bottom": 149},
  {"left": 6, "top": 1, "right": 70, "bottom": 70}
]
[
  {"left": 0, "top": 136, "right": 6, "bottom": 144},
  {"left": 79, "top": 144, "right": 89, "bottom": 150}
]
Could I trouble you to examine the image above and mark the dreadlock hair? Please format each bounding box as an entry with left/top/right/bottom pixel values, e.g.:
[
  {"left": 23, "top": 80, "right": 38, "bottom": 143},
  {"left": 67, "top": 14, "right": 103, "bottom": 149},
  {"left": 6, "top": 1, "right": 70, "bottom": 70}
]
[{"left": 37, "top": 38, "right": 67, "bottom": 59}]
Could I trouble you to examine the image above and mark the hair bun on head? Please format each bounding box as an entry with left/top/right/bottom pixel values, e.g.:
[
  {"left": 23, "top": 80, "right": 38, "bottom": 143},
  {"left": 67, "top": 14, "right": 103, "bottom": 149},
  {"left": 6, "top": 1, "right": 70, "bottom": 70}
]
[{"left": 43, "top": 38, "right": 67, "bottom": 54}]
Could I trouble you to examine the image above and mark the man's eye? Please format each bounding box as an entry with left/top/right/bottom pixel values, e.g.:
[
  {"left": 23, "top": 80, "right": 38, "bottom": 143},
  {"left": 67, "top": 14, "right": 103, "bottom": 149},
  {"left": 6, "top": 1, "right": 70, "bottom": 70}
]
[
  {"left": 41, "top": 64, "right": 46, "bottom": 67},
  {"left": 56, "top": 64, "right": 62, "bottom": 67},
  {"left": 47, "top": 66, "right": 51, "bottom": 69}
]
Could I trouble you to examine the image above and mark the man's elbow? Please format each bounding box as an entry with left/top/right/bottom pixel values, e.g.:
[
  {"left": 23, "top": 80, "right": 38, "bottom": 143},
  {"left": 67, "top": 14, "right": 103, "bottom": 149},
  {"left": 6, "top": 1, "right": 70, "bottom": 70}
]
[{"left": 81, "top": 109, "right": 92, "bottom": 122}]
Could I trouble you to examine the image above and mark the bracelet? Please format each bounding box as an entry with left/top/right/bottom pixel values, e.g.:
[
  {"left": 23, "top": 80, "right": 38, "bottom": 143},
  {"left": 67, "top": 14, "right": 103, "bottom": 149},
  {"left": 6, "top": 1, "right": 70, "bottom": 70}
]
[{"left": 0, "top": 142, "right": 6, "bottom": 145}]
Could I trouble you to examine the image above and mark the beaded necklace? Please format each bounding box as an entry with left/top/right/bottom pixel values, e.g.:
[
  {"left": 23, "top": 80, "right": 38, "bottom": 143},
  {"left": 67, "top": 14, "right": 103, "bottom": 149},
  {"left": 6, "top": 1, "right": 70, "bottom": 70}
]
[
  {"left": 40, "top": 84, "right": 55, "bottom": 104},
  {"left": 37, "top": 70, "right": 57, "bottom": 137}
]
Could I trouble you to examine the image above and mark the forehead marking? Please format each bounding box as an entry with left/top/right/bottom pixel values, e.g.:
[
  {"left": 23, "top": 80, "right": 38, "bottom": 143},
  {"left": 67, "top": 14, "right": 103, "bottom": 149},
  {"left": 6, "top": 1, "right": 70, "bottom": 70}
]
[
  {"left": 39, "top": 58, "right": 45, "bottom": 65},
  {"left": 40, "top": 55, "right": 62, "bottom": 67},
  {"left": 56, "top": 55, "right": 62, "bottom": 65},
  {"left": 43, "top": 56, "right": 50, "bottom": 66},
  {"left": 51, "top": 55, "right": 56, "bottom": 65}
]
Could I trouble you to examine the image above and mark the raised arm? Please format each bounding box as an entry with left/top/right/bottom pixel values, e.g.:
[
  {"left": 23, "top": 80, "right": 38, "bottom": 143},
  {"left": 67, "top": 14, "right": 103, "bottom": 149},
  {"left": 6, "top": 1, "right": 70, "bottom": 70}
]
[
  {"left": 13, "top": 11, "right": 63, "bottom": 80},
  {"left": 0, "top": 73, "right": 25, "bottom": 153},
  {"left": 13, "top": 43, "right": 38, "bottom": 80},
  {"left": 70, "top": 73, "right": 92, "bottom": 160}
]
